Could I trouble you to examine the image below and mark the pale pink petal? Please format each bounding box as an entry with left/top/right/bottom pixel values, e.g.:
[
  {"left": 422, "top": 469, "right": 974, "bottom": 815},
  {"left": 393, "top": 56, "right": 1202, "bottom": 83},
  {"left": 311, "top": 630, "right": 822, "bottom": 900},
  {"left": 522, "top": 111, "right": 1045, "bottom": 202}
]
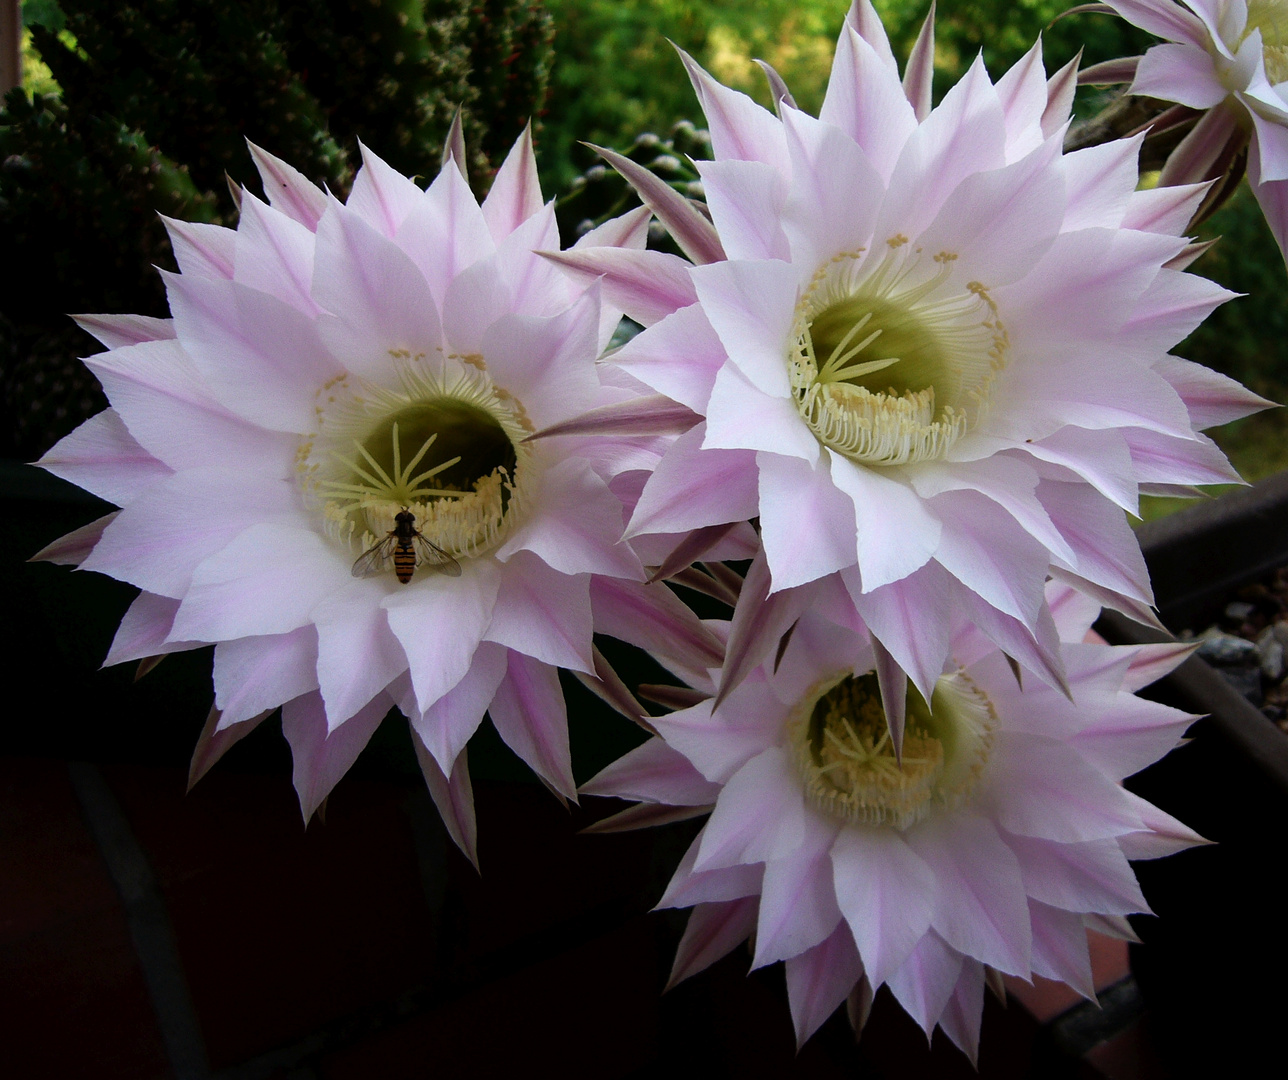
[
  {"left": 484, "top": 552, "right": 593, "bottom": 673},
  {"left": 820, "top": 26, "right": 917, "bottom": 180},
  {"left": 312, "top": 577, "right": 410, "bottom": 729},
  {"left": 1122, "top": 180, "right": 1209, "bottom": 234},
  {"left": 282, "top": 689, "right": 389, "bottom": 820},
  {"left": 313, "top": 200, "right": 443, "bottom": 376},
  {"left": 784, "top": 924, "right": 865, "bottom": 1048},
  {"left": 1062, "top": 136, "right": 1146, "bottom": 231},
  {"left": 704, "top": 363, "right": 819, "bottom": 462},
  {"left": 907, "top": 811, "right": 1031, "bottom": 977},
  {"left": 493, "top": 204, "right": 574, "bottom": 318},
  {"left": 677, "top": 47, "right": 787, "bottom": 168},
  {"left": 36, "top": 406, "right": 171, "bottom": 509},
  {"left": 1044, "top": 53, "right": 1081, "bottom": 139},
  {"left": 690, "top": 258, "right": 799, "bottom": 399},
  {"left": 931, "top": 959, "right": 982, "bottom": 1063},
  {"left": 488, "top": 651, "right": 576, "bottom": 800},
  {"left": 233, "top": 192, "right": 319, "bottom": 315},
  {"left": 780, "top": 107, "right": 886, "bottom": 270},
  {"left": 29, "top": 511, "right": 117, "bottom": 567},
  {"left": 912, "top": 455, "right": 1074, "bottom": 564},
  {"left": 995, "top": 39, "right": 1049, "bottom": 160},
  {"left": 962, "top": 589, "right": 1069, "bottom": 696},
  {"left": 1045, "top": 481, "right": 1153, "bottom": 605},
  {"left": 1046, "top": 580, "right": 1105, "bottom": 643},
  {"left": 928, "top": 489, "right": 1050, "bottom": 626},
  {"left": 1103, "top": 0, "right": 1208, "bottom": 47},
  {"left": 396, "top": 163, "right": 494, "bottom": 305},
  {"left": 1152, "top": 355, "right": 1276, "bottom": 427},
  {"left": 1019, "top": 426, "right": 1139, "bottom": 513},
  {"left": 346, "top": 142, "right": 426, "bottom": 237},
  {"left": 571, "top": 204, "right": 652, "bottom": 252},
  {"left": 592, "top": 143, "right": 725, "bottom": 265},
  {"left": 754, "top": 812, "right": 844, "bottom": 968},
  {"left": 482, "top": 123, "right": 544, "bottom": 242},
  {"left": 173, "top": 519, "right": 349, "bottom": 640},
  {"left": 1027, "top": 901, "right": 1096, "bottom": 999},
  {"left": 1250, "top": 162, "right": 1288, "bottom": 266},
  {"left": 695, "top": 158, "right": 788, "bottom": 261},
  {"left": 1125, "top": 427, "right": 1242, "bottom": 486},
  {"left": 383, "top": 557, "right": 501, "bottom": 713},
  {"left": 695, "top": 747, "right": 807, "bottom": 871},
  {"left": 103, "top": 591, "right": 201, "bottom": 667},
  {"left": 84, "top": 340, "right": 297, "bottom": 477},
  {"left": 479, "top": 288, "right": 602, "bottom": 429},
  {"left": 162, "top": 217, "right": 235, "bottom": 279},
  {"left": 498, "top": 458, "right": 642, "bottom": 580},
  {"left": 758, "top": 452, "right": 858, "bottom": 590},
  {"left": 658, "top": 835, "right": 764, "bottom": 908},
  {"left": 849, "top": 561, "right": 955, "bottom": 703},
  {"left": 875, "top": 57, "right": 1007, "bottom": 242},
  {"left": 411, "top": 733, "right": 480, "bottom": 869},
  {"left": 982, "top": 732, "right": 1145, "bottom": 843},
  {"left": 188, "top": 705, "right": 272, "bottom": 790},
  {"left": 81, "top": 469, "right": 300, "bottom": 598},
  {"left": 1120, "top": 268, "right": 1237, "bottom": 353},
  {"left": 212, "top": 626, "right": 320, "bottom": 728},
  {"left": 886, "top": 932, "right": 964, "bottom": 1036},
  {"left": 590, "top": 576, "right": 725, "bottom": 686},
  {"left": 1116, "top": 790, "right": 1211, "bottom": 858},
  {"left": 829, "top": 453, "right": 941, "bottom": 591},
  {"left": 902, "top": 3, "right": 936, "bottom": 122},
  {"left": 1068, "top": 696, "right": 1193, "bottom": 780},
  {"left": 627, "top": 424, "right": 760, "bottom": 537},
  {"left": 580, "top": 736, "right": 721, "bottom": 805},
  {"left": 1132, "top": 43, "right": 1226, "bottom": 108},
  {"left": 1121, "top": 641, "right": 1197, "bottom": 692},
  {"left": 248, "top": 141, "right": 328, "bottom": 230},
  {"left": 609, "top": 303, "right": 727, "bottom": 413},
  {"left": 408, "top": 642, "right": 508, "bottom": 774},
  {"left": 164, "top": 272, "right": 340, "bottom": 432},
  {"left": 667, "top": 898, "right": 759, "bottom": 989},
  {"left": 831, "top": 826, "right": 935, "bottom": 988},
  {"left": 540, "top": 247, "right": 697, "bottom": 327},
  {"left": 1245, "top": 93, "right": 1288, "bottom": 182},
  {"left": 74, "top": 313, "right": 176, "bottom": 349},
  {"left": 717, "top": 551, "right": 816, "bottom": 703}
]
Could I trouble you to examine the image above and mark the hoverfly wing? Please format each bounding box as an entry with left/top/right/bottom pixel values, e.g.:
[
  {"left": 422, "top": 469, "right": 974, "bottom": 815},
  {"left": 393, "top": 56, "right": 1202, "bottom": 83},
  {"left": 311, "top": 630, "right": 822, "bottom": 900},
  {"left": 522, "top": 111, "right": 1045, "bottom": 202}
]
[
  {"left": 351, "top": 533, "right": 399, "bottom": 578},
  {"left": 412, "top": 532, "right": 462, "bottom": 577}
]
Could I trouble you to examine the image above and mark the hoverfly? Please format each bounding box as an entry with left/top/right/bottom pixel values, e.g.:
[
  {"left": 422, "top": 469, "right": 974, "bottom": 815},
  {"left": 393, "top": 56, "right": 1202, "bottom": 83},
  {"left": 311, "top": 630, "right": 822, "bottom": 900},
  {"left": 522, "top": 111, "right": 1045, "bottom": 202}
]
[{"left": 351, "top": 509, "right": 461, "bottom": 583}]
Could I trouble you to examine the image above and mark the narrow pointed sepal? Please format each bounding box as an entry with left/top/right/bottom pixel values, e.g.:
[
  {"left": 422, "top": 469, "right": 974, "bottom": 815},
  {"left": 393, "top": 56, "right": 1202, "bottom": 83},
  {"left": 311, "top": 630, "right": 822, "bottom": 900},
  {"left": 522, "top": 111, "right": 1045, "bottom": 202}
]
[
  {"left": 871, "top": 635, "right": 908, "bottom": 760},
  {"left": 188, "top": 704, "right": 272, "bottom": 791},
  {"left": 412, "top": 733, "right": 480, "bottom": 871},
  {"left": 666, "top": 898, "right": 759, "bottom": 991},
  {"left": 581, "top": 801, "right": 713, "bottom": 835},
  {"left": 29, "top": 511, "right": 119, "bottom": 566},
  {"left": 442, "top": 106, "right": 468, "bottom": 180},
  {"left": 649, "top": 522, "right": 740, "bottom": 584},
  {"left": 754, "top": 59, "right": 798, "bottom": 114},
  {"left": 845, "top": 975, "right": 875, "bottom": 1040},
  {"left": 526, "top": 394, "right": 701, "bottom": 442},
  {"left": 588, "top": 142, "right": 726, "bottom": 266},
  {"left": 903, "top": 2, "right": 936, "bottom": 122}
]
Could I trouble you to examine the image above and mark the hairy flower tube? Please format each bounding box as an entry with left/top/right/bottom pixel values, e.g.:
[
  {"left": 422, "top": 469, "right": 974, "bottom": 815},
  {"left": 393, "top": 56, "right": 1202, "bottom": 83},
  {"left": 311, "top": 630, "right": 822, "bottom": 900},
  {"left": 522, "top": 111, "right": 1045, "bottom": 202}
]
[
  {"left": 33, "top": 132, "right": 712, "bottom": 864},
  {"left": 550, "top": 0, "right": 1271, "bottom": 704},
  {"left": 581, "top": 584, "right": 1206, "bottom": 1055},
  {"left": 1104, "top": 0, "right": 1288, "bottom": 264}
]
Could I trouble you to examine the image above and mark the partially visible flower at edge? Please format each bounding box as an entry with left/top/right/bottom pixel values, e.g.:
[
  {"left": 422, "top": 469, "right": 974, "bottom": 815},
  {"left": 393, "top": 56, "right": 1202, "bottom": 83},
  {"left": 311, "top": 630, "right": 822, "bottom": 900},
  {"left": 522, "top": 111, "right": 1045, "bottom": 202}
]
[
  {"left": 543, "top": 0, "right": 1273, "bottom": 719},
  {"left": 1096, "top": 0, "right": 1288, "bottom": 265},
  {"left": 32, "top": 126, "right": 721, "bottom": 867},
  {"left": 580, "top": 582, "right": 1206, "bottom": 1056}
]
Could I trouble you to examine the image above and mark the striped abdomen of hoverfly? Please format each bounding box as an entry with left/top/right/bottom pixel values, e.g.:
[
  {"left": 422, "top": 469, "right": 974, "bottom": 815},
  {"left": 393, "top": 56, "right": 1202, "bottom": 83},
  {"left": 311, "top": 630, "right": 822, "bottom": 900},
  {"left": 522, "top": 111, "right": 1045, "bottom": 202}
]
[{"left": 392, "top": 538, "right": 417, "bottom": 584}]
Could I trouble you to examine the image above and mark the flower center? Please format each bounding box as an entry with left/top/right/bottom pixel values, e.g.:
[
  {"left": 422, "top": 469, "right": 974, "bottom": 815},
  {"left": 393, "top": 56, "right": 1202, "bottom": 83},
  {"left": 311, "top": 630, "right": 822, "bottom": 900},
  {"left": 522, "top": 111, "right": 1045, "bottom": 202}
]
[
  {"left": 787, "top": 668, "right": 995, "bottom": 829},
  {"left": 1247, "top": 1, "right": 1288, "bottom": 83},
  {"left": 298, "top": 353, "right": 532, "bottom": 565},
  {"left": 788, "top": 242, "right": 1007, "bottom": 465}
]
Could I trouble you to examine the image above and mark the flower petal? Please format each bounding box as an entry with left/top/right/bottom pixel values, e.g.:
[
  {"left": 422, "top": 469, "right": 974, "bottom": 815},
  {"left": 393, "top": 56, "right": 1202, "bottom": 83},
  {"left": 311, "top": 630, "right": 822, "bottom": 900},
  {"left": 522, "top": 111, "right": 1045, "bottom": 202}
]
[
  {"left": 488, "top": 651, "right": 576, "bottom": 801},
  {"left": 282, "top": 689, "right": 389, "bottom": 821}
]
